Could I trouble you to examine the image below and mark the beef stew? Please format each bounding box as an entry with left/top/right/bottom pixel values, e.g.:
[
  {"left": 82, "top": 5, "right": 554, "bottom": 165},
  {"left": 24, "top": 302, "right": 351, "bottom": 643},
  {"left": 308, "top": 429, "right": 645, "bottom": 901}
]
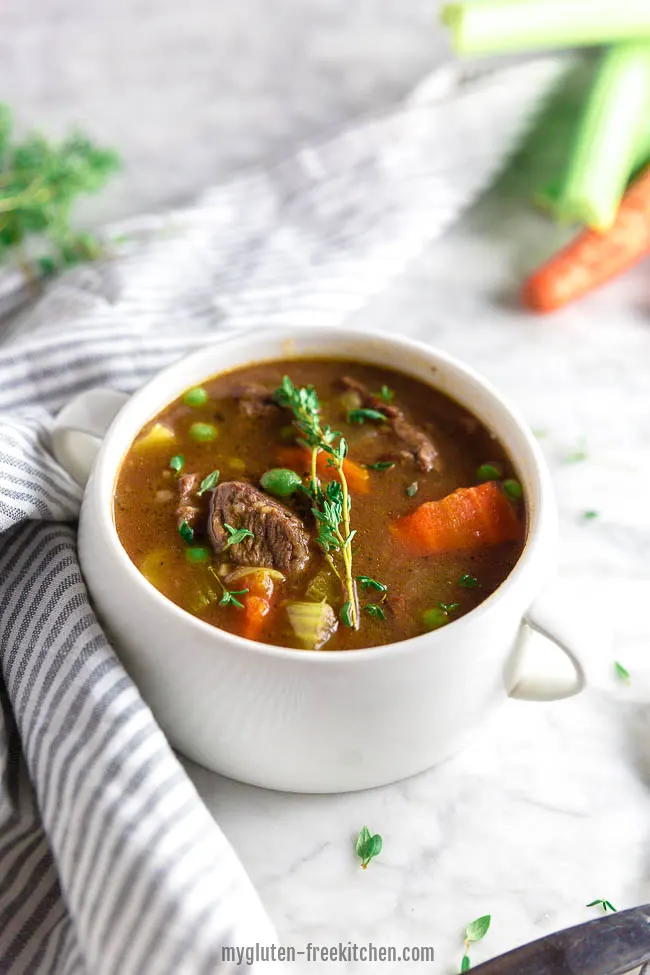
[{"left": 113, "top": 359, "right": 526, "bottom": 651}]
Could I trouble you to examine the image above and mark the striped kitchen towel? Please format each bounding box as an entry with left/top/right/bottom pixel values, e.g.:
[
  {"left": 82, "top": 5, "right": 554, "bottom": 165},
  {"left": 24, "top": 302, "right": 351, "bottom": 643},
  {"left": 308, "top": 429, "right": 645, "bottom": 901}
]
[{"left": 0, "top": 58, "right": 566, "bottom": 974}]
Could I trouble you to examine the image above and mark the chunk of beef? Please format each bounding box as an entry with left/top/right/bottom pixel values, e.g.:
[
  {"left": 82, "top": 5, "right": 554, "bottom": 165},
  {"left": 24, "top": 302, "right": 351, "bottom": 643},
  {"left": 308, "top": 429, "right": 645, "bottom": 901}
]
[
  {"left": 341, "top": 376, "right": 440, "bottom": 473},
  {"left": 229, "top": 382, "right": 279, "bottom": 419},
  {"left": 176, "top": 473, "right": 201, "bottom": 528},
  {"left": 208, "top": 481, "right": 310, "bottom": 574}
]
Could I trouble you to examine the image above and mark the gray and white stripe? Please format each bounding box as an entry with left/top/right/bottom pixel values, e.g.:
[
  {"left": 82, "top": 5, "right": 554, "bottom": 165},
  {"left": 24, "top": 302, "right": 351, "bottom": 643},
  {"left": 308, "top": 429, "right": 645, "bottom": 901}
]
[{"left": 0, "top": 57, "right": 565, "bottom": 973}]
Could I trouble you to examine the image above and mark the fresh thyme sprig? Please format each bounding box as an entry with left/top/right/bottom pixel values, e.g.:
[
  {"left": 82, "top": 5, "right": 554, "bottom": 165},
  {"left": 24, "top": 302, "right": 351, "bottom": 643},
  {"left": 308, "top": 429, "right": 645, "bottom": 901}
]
[
  {"left": 208, "top": 567, "right": 248, "bottom": 609},
  {"left": 0, "top": 104, "right": 120, "bottom": 278},
  {"left": 276, "top": 376, "right": 359, "bottom": 628}
]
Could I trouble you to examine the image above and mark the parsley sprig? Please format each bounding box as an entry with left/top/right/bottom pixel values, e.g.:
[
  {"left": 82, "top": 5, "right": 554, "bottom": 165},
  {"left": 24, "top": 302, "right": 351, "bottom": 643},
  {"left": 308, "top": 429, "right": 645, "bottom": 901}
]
[{"left": 276, "top": 376, "right": 359, "bottom": 628}]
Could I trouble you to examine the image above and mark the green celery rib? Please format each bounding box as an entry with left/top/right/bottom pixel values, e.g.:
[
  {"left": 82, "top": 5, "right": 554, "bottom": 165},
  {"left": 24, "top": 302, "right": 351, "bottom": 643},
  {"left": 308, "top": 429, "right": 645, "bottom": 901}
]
[
  {"left": 442, "top": 1, "right": 650, "bottom": 56},
  {"left": 547, "top": 44, "right": 650, "bottom": 228}
]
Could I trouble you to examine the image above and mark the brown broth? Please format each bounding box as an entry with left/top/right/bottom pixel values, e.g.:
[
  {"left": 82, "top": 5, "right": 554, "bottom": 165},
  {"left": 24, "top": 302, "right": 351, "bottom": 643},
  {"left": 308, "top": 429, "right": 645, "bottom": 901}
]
[{"left": 113, "top": 359, "right": 526, "bottom": 650}]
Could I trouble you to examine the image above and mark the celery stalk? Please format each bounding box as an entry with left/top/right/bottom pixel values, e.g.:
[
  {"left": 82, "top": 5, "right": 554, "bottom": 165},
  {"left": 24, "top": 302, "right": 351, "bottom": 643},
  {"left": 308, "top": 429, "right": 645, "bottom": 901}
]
[
  {"left": 442, "top": 1, "right": 650, "bottom": 56},
  {"left": 548, "top": 44, "right": 650, "bottom": 228}
]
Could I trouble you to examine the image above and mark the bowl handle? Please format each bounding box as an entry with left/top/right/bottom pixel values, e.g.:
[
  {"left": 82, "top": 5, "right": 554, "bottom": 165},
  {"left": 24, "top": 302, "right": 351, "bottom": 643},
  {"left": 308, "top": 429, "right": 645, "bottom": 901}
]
[
  {"left": 506, "top": 598, "right": 586, "bottom": 702},
  {"left": 52, "top": 388, "right": 129, "bottom": 487}
]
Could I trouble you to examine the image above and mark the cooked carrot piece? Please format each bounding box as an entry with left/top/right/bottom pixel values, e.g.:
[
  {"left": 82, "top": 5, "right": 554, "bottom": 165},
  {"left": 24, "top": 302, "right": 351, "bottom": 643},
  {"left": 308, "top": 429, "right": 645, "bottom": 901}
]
[
  {"left": 275, "top": 446, "right": 370, "bottom": 494},
  {"left": 238, "top": 571, "right": 277, "bottom": 642},
  {"left": 391, "top": 481, "right": 522, "bottom": 555}
]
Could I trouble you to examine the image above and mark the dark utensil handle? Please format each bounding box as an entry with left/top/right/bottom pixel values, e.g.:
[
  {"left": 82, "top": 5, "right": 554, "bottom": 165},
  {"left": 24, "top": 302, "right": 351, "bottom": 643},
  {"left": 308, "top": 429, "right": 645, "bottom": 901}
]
[{"left": 469, "top": 905, "right": 650, "bottom": 975}]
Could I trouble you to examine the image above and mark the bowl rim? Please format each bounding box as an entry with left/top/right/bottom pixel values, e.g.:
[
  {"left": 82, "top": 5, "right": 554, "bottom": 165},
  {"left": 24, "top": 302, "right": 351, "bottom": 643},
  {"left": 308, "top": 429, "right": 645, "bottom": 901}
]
[{"left": 90, "top": 325, "right": 555, "bottom": 665}]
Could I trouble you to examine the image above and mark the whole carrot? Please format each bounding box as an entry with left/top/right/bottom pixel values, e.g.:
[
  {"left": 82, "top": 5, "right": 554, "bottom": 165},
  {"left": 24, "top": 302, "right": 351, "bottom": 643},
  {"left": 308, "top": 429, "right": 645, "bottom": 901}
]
[{"left": 523, "top": 164, "right": 650, "bottom": 313}]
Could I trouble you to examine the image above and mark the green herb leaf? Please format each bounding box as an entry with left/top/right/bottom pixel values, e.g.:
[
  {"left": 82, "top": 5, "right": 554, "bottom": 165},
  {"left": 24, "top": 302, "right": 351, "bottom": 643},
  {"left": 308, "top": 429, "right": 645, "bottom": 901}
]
[
  {"left": 340, "top": 601, "right": 354, "bottom": 627},
  {"left": 364, "top": 603, "right": 386, "bottom": 621},
  {"left": 373, "top": 384, "right": 394, "bottom": 403},
  {"left": 355, "top": 826, "right": 383, "bottom": 868},
  {"left": 179, "top": 520, "right": 194, "bottom": 545},
  {"left": 461, "top": 955, "right": 471, "bottom": 972},
  {"left": 223, "top": 523, "right": 255, "bottom": 548},
  {"left": 197, "top": 470, "right": 220, "bottom": 496},
  {"left": 406, "top": 481, "right": 419, "bottom": 498},
  {"left": 169, "top": 454, "right": 184, "bottom": 473},
  {"left": 564, "top": 438, "right": 588, "bottom": 464},
  {"left": 477, "top": 462, "right": 502, "bottom": 482},
  {"left": 459, "top": 573, "right": 479, "bottom": 589},
  {"left": 356, "top": 575, "right": 387, "bottom": 593},
  {"left": 365, "top": 461, "right": 396, "bottom": 471},
  {"left": 614, "top": 661, "right": 630, "bottom": 683},
  {"left": 347, "top": 408, "right": 387, "bottom": 425},
  {"left": 439, "top": 601, "right": 461, "bottom": 614},
  {"left": 465, "top": 915, "right": 491, "bottom": 943},
  {"left": 587, "top": 899, "right": 617, "bottom": 913},
  {"left": 583, "top": 510, "right": 599, "bottom": 521},
  {"left": 0, "top": 110, "right": 120, "bottom": 277},
  {"left": 219, "top": 588, "right": 249, "bottom": 609}
]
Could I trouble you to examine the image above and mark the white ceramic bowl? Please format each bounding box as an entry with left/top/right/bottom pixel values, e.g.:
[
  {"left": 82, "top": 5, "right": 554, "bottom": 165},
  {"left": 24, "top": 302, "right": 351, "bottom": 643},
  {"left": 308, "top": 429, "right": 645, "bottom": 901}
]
[{"left": 53, "top": 327, "right": 584, "bottom": 793}]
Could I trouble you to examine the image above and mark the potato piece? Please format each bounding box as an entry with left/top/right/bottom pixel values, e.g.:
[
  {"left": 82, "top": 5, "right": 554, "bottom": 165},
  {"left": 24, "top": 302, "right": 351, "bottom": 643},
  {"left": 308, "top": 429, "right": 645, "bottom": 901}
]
[{"left": 134, "top": 422, "right": 176, "bottom": 451}]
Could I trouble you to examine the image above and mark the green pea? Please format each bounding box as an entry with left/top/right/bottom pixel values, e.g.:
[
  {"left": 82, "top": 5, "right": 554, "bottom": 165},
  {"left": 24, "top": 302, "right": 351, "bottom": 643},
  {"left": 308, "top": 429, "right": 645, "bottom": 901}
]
[
  {"left": 477, "top": 462, "right": 503, "bottom": 482},
  {"left": 260, "top": 467, "right": 303, "bottom": 498},
  {"left": 184, "top": 386, "right": 208, "bottom": 407},
  {"left": 503, "top": 478, "right": 523, "bottom": 501},
  {"left": 189, "top": 422, "right": 218, "bottom": 443},
  {"left": 422, "top": 607, "right": 450, "bottom": 631},
  {"left": 185, "top": 547, "right": 211, "bottom": 564}
]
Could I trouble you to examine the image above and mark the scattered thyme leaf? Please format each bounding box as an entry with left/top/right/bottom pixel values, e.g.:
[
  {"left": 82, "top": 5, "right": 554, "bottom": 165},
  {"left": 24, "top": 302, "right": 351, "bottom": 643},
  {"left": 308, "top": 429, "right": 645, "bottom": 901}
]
[
  {"left": 356, "top": 575, "right": 387, "bottom": 593},
  {"left": 364, "top": 603, "right": 386, "bottom": 621},
  {"left": 373, "top": 384, "right": 394, "bottom": 403},
  {"left": 223, "top": 523, "right": 255, "bottom": 548},
  {"left": 365, "top": 461, "right": 396, "bottom": 471},
  {"left": 179, "top": 520, "right": 194, "bottom": 545},
  {"left": 583, "top": 510, "right": 599, "bottom": 520},
  {"left": 439, "top": 601, "right": 461, "bottom": 614},
  {"left": 458, "top": 573, "right": 479, "bottom": 589},
  {"left": 587, "top": 899, "right": 617, "bottom": 913},
  {"left": 465, "top": 916, "right": 491, "bottom": 943},
  {"left": 169, "top": 454, "right": 184, "bottom": 473},
  {"left": 406, "top": 481, "right": 419, "bottom": 498},
  {"left": 347, "top": 408, "right": 387, "bottom": 425},
  {"left": 208, "top": 567, "right": 248, "bottom": 610},
  {"left": 614, "top": 661, "right": 630, "bottom": 683},
  {"left": 564, "top": 438, "right": 588, "bottom": 464},
  {"left": 355, "top": 826, "right": 383, "bottom": 869},
  {"left": 197, "top": 470, "right": 220, "bottom": 496}
]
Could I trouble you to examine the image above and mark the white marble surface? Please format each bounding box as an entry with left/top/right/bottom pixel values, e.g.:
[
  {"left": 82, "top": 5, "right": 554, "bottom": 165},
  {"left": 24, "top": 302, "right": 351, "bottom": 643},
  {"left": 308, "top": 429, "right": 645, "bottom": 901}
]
[
  {"left": 180, "top": 194, "right": 650, "bottom": 971},
  {"left": 7, "top": 2, "right": 650, "bottom": 970}
]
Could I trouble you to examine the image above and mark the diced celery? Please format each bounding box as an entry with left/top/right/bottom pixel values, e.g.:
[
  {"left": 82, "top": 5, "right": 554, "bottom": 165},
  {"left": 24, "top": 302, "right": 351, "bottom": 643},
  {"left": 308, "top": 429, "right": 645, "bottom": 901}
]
[
  {"left": 554, "top": 44, "right": 650, "bottom": 229},
  {"left": 286, "top": 601, "right": 338, "bottom": 650},
  {"left": 305, "top": 570, "right": 338, "bottom": 604},
  {"left": 442, "top": 1, "right": 650, "bottom": 57}
]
